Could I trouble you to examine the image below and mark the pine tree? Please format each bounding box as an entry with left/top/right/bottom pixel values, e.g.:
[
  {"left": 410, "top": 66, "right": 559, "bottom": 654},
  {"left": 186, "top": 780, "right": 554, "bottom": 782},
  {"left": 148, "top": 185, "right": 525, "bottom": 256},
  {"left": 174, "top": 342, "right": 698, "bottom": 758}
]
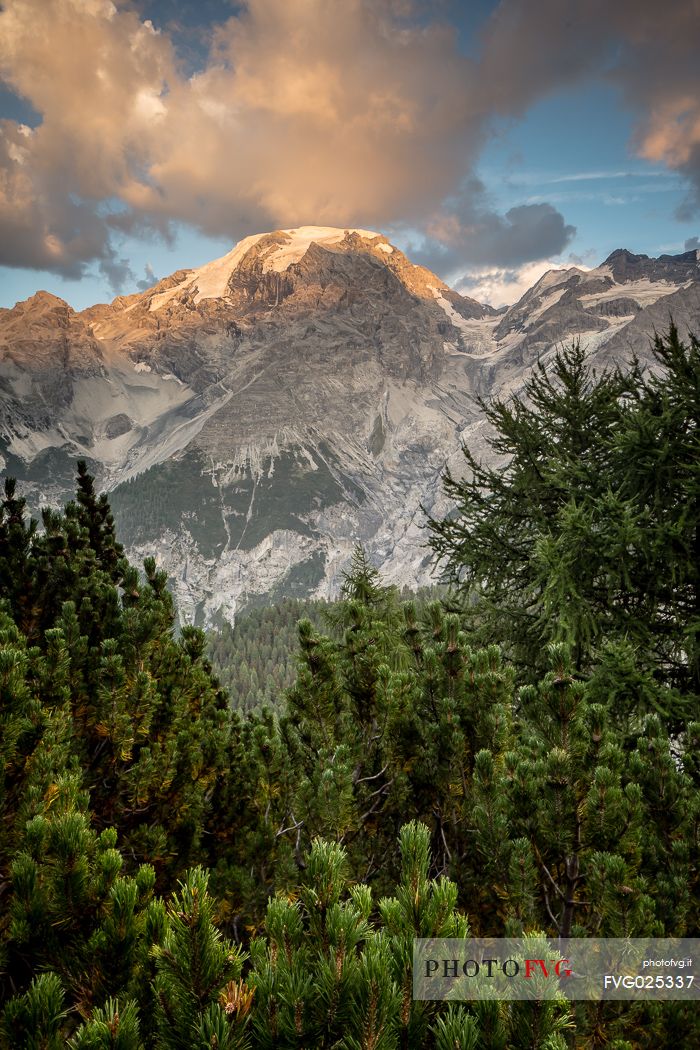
[
  {"left": 73, "top": 460, "right": 124, "bottom": 581},
  {"left": 0, "top": 465, "right": 234, "bottom": 884},
  {"left": 427, "top": 340, "right": 633, "bottom": 675},
  {"left": 247, "top": 822, "right": 573, "bottom": 1049},
  {"left": 0, "top": 478, "right": 39, "bottom": 638},
  {"left": 5, "top": 776, "right": 163, "bottom": 1019},
  {"left": 427, "top": 326, "right": 700, "bottom": 717},
  {"left": 610, "top": 324, "right": 700, "bottom": 698},
  {"left": 151, "top": 868, "right": 250, "bottom": 1050},
  {"left": 68, "top": 998, "right": 144, "bottom": 1050},
  {"left": 467, "top": 644, "right": 700, "bottom": 1047},
  {"left": 1, "top": 972, "right": 67, "bottom": 1050}
]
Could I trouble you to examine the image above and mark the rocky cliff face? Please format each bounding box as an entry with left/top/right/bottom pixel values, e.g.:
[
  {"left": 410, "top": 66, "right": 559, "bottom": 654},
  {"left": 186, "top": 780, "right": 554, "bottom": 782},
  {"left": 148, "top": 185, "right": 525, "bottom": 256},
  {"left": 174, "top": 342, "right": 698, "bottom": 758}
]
[{"left": 1, "top": 228, "right": 699, "bottom": 624}]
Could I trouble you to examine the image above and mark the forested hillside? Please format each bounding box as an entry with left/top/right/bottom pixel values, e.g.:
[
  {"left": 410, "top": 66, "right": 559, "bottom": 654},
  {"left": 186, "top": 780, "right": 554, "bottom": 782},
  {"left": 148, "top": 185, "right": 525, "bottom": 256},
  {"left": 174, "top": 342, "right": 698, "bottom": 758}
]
[
  {"left": 207, "top": 599, "right": 332, "bottom": 714},
  {"left": 0, "top": 325, "right": 698, "bottom": 1048},
  {"left": 207, "top": 586, "right": 446, "bottom": 714}
]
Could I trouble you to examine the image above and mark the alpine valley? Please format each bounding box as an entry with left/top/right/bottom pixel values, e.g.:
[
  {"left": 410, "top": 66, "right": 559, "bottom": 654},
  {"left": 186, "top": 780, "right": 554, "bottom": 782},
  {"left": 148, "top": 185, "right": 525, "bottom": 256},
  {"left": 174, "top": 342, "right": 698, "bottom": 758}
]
[{"left": 1, "top": 226, "right": 699, "bottom": 625}]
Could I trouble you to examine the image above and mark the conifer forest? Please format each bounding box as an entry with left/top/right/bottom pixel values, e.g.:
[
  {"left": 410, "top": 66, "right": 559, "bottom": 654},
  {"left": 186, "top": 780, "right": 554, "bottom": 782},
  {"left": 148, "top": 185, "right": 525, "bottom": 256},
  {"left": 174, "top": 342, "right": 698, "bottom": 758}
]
[{"left": 0, "top": 324, "right": 698, "bottom": 1049}]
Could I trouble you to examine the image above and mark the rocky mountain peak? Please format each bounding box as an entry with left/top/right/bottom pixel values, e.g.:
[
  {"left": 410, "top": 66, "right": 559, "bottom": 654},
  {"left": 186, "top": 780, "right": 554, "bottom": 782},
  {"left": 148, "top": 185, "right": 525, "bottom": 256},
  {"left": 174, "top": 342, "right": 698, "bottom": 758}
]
[
  {"left": 600, "top": 247, "right": 700, "bottom": 284},
  {"left": 0, "top": 289, "right": 102, "bottom": 376},
  {"left": 9, "top": 289, "right": 74, "bottom": 322},
  {"left": 79, "top": 227, "right": 492, "bottom": 390},
  {"left": 135, "top": 225, "right": 491, "bottom": 323},
  {"left": 143, "top": 227, "right": 392, "bottom": 312}
]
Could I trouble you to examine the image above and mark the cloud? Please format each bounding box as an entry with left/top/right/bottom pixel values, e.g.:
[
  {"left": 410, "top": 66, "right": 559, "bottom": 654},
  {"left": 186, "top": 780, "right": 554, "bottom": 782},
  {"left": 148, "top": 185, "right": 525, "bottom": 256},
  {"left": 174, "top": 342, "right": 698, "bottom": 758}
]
[
  {"left": 455, "top": 251, "right": 596, "bottom": 309},
  {"left": 412, "top": 188, "right": 576, "bottom": 276},
  {"left": 685, "top": 236, "right": 699, "bottom": 251},
  {"left": 136, "top": 261, "right": 158, "bottom": 291},
  {"left": 611, "top": 4, "right": 700, "bottom": 220},
  {"left": 0, "top": 0, "right": 698, "bottom": 293},
  {"left": 0, "top": 0, "right": 486, "bottom": 285},
  {"left": 146, "top": 0, "right": 484, "bottom": 234},
  {"left": 99, "top": 253, "right": 137, "bottom": 294},
  {"left": 455, "top": 260, "right": 566, "bottom": 309},
  {"left": 542, "top": 171, "right": 669, "bottom": 184},
  {"left": 0, "top": 0, "right": 568, "bottom": 288},
  {"left": 0, "top": 0, "right": 174, "bottom": 280}
]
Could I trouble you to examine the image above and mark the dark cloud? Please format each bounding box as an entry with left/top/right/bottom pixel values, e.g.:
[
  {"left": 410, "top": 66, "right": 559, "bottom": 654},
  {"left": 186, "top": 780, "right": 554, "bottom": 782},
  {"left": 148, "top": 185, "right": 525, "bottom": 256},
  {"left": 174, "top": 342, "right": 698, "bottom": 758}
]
[
  {"left": 475, "top": 1, "right": 612, "bottom": 116},
  {"left": 413, "top": 197, "right": 576, "bottom": 275},
  {"left": 456, "top": 268, "right": 520, "bottom": 294},
  {"left": 685, "top": 236, "right": 700, "bottom": 251},
  {"left": 105, "top": 210, "right": 174, "bottom": 243},
  {"left": 99, "top": 253, "right": 137, "bottom": 294},
  {"left": 609, "top": 4, "right": 700, "bottom": 219},
  {"left": 0, "top": 121, "right": 122, "bottom": 278},
  {"left": 676, "top": 146, "right": 700, "bottom": 221},
  {"left": 136, "top": 261, "right": 158, "bottom": 291}
]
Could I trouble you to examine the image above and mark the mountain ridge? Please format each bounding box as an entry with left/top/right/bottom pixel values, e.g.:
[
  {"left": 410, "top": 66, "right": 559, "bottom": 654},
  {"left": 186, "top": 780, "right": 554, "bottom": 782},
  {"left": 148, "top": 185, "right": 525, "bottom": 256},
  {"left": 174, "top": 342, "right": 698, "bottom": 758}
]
[{"left": 1, "top": 230, "right": 699, "bottom": 624}]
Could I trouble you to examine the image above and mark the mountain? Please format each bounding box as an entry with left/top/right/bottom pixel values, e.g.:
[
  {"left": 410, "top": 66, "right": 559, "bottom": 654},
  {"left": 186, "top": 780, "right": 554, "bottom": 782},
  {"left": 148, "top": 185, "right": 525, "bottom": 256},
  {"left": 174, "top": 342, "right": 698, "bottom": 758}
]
[{"left": 1, "top": 229, "right": 699, "bottom": 624}]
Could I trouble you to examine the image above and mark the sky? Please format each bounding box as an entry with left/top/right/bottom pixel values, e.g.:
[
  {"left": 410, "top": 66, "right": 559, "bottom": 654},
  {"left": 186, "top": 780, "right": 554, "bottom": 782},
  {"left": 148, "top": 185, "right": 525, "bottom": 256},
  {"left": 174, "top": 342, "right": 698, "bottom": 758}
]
[{"left": 0, "top": 0, "right": 698, "bottom": 310}]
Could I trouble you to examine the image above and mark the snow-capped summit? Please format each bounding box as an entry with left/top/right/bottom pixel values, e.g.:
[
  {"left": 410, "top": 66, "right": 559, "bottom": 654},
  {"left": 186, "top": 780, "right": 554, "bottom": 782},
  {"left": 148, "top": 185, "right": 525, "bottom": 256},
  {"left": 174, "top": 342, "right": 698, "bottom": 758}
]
[{"left": 148, "top": 227, "right": 391, "bottom": 310}]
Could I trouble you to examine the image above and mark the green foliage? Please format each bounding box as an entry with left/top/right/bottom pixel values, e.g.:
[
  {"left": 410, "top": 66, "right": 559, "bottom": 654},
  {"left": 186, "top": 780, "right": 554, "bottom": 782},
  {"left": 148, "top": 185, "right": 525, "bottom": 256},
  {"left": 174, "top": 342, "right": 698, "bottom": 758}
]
[
  {"left": 69, "top": 998, "right": 144, "bottom": 1050},
  {"left": 0, "top": 466, "right": 231, "bottom": 880},
  {"left": 482, "top": 643, "right": 694, "bottom": 940},
  {"left": 206, "top": 576, "right": 445, "bottom": 717},
  {"left": 207, "top": 598, "right": 331, "bottom": 714},
  {"left": 5, "top": 769, "right": 162, "bottom": 1020},
  {"left": 1, "top": 324, "right": 699, "bottom": 1049},
  {"left": 249, "top": 838, "right": 385, "bottom": 1049},
  {"left": 427, "top": 327, "right": 700, "bottom": 714},
  {"left": 428, "top": 339, "right": 633, "bottom": 673},
  {"left": 151, "top": 868, "right": 249, "bottom": 1050},
  {"left": 247, "top": 822, "right": 570, "bottom": 1049},
  {"left": 431, "top": 1006, "right": 479, "bottom": 1050},
  {"left": 1, "top": 972, "right": 67, "bottom": 1050},
  {"left": 208, "top": 534, "right": 699, "bottom": 965}
]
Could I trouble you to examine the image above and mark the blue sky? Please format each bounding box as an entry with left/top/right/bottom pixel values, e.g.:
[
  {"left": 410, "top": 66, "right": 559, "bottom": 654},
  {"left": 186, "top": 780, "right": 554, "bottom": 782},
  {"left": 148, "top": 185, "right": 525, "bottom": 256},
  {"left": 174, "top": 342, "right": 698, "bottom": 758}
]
[
  {"left": 0, "top": 0, "right": 697, "bottom": 310},
  {"left": 483, "top": 91, "right": 688, "bottom": 256}
]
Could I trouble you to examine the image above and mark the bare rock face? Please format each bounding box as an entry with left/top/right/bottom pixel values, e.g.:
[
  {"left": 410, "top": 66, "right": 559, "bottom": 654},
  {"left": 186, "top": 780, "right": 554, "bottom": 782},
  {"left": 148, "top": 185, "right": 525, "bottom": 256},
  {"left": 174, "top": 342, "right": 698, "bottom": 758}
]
[
  {"left": 1, "top": 227, "right": 698, "bottom": 624},
  {"left": 602, "top": 282, "right": 700, "bottom": 359},
  {"left": 590, "top": 297, "right": 642, "bottom": 318},
  {"left": 602, "top": 247, "right": 700, "bottom": 284},
  {"left": 0, "top": 291, "right": 104, "bottom": 394},
  {"left": 0, "top": 293, "right": 111, "bottom": 486}
]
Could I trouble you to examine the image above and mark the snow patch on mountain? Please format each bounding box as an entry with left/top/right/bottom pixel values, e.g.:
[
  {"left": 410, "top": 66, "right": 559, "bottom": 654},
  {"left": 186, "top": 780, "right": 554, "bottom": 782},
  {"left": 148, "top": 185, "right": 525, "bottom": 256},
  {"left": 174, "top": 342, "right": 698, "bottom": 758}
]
[
  {"left": 262, "top": 226, "right": 382, "bottom": 273},
  {"left": 149, "top": 233, "right": 267, "bottom": 310},
  {"left": 429, "top": 286, "right": 472, "bottom": 332},
  {"left": 579, "top": 278, "right": 688, "bottom": 309},
  {"left": 532, "top": 266, "right": 587, "bottom": 293},
  {"left": 148, "top": 227, "right": 385, "bottom": 311}
]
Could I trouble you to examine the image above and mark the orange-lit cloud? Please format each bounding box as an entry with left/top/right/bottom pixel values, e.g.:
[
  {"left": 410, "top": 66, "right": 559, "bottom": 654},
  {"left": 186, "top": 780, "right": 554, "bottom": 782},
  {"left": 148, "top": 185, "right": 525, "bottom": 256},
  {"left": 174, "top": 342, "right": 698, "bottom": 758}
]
[{"left": 0, "top": 0, "right": 484, "bottom": 282}]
